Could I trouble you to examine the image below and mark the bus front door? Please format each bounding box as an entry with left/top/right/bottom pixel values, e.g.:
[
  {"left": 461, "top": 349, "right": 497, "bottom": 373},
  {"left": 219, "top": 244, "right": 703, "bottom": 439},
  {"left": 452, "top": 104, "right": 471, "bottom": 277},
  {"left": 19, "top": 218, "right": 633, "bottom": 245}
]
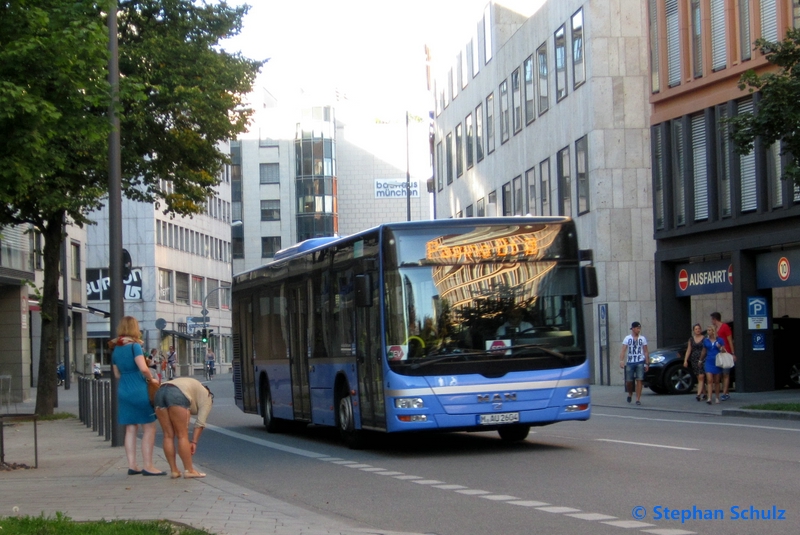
[
  {"left": 356, "top": 270, "right": 386, "bottom": 430},
  {"left": 235, "top": 296, "right": 257, "bottom": 413},
  {"left": 288, "top": 283, "right": 311, "bottom": 421}
]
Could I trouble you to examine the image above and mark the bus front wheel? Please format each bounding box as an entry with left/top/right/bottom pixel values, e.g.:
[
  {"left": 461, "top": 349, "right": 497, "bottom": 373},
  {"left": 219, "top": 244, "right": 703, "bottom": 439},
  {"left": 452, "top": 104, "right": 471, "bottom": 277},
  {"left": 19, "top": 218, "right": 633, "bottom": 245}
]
[
  {"left": 498, "top": 424, "right": 530, "bottom": 442},
  {"left": 336, "top": 387, "right": 365, "bottom": 449}
]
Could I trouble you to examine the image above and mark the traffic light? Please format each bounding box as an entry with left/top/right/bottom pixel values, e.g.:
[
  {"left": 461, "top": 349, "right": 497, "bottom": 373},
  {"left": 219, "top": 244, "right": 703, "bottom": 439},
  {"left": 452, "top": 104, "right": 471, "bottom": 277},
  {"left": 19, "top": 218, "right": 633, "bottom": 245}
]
[{"left": 200, "top": 329, "right": 208, "bottom": 344}]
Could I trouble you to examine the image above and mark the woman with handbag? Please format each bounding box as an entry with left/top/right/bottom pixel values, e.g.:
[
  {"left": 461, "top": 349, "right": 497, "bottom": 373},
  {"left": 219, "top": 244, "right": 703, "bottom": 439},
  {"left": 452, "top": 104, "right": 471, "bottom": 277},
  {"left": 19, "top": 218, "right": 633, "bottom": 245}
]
[
  {"left": 110, "top": 316, "right": 165, "bottom": 476},
  {"left": 702, "top": 325, "right": 725, "bottom": 405}
]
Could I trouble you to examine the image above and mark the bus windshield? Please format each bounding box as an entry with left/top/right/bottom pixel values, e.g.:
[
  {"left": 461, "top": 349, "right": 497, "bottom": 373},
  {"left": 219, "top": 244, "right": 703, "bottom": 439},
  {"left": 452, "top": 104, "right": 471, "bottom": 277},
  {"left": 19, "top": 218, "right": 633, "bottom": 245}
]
[{"left": 383, "top": 223, "right": 587, "bottom": 376}]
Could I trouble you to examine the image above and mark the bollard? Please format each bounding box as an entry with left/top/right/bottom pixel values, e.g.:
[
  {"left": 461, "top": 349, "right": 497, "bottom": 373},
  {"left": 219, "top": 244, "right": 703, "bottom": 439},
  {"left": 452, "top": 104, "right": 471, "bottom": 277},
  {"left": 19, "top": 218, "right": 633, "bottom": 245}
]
[{"left": 104, "top": 381, "right": 112, "bottom": 441}]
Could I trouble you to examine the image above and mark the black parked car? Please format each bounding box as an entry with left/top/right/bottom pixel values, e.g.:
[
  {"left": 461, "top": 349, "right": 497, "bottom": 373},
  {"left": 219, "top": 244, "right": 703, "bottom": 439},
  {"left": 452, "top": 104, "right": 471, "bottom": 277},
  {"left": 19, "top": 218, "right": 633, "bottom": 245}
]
[{"left": 645, "top": 318, "right": 799, "bottom": 394}]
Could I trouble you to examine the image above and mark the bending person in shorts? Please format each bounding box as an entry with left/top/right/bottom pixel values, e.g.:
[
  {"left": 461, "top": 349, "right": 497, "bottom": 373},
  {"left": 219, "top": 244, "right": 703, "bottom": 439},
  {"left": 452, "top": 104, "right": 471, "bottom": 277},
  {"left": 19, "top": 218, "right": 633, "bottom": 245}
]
[
  {"left": 619, "top": 321, "right": 650, "bottom": 405},
  {"left": 154, "top": 377, "right": 214, "bottom": 479}
]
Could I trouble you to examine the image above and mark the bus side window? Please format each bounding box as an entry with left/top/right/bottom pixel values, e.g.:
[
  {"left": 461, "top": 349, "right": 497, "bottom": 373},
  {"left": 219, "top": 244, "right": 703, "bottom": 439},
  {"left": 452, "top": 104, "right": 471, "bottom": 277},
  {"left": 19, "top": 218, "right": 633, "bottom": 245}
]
[{"left": 355, "top": 274, "right": 372, "bottom": 307}]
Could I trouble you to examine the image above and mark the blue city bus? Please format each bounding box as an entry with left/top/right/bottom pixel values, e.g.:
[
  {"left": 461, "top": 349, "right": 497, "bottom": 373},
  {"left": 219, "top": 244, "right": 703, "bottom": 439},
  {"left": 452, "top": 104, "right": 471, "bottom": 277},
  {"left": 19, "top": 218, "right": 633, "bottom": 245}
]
[{"left": 232, "top": 217, "right": 598, "bottom": 447}]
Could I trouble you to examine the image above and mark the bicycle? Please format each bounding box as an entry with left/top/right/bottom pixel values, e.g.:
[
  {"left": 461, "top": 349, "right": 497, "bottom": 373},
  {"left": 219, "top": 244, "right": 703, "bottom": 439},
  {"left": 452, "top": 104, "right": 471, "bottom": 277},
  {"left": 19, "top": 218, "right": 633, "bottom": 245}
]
[{"left": 204, "top": 361, "right": 215, "bottom": 381}]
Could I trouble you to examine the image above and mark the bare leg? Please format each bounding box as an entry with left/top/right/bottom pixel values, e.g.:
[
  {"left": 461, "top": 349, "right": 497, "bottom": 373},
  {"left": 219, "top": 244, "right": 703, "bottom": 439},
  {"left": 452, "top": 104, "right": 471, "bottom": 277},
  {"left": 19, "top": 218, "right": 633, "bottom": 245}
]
[
  {"left": 714, "top": 374, "right": 721, "bottom": 402},
  {"left": 635, "top": 379, "right": 643, "bottom": 402},
  {"left": 155, "top": 408, "right": 180, "bottom": 478},
  {"left": 167, "top": 405, "right": 203, "bottom": 477},
  {"left": 141, "top": 421, "right": 160, "bottom": 473},
  {"left": 706, "top": 373, "right": 713, "bottom": 403},
  {"left": 696, "top": 373, "right": 705, "bottom": 398},
  {"left": 124, "top": 424, "right": 140, "bottom": 471},
  {"left": 722, "top": 373, "right": 730, "bottom": 395}
]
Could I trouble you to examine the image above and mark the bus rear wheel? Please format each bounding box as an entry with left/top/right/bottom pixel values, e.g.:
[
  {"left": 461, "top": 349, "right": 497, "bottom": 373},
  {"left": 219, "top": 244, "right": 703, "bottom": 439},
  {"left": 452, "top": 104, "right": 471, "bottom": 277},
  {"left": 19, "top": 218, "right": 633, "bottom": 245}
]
[
  {"left": 261, "top": 383, "right": 282, "bottom": 433},
  {"left": 336, "top": 387, "right": 365, "bottom": 449},
  {"left": 498, "top": 424, "right": 530, "bottom": 442}
]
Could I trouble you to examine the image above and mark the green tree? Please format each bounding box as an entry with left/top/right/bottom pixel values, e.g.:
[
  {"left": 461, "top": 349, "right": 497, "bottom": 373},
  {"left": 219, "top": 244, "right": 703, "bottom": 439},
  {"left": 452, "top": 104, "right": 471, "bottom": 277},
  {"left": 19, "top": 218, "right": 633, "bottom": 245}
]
[
  {"left": 0, "top": 0, "right": 261, "bottom": 415},
  {"left": 728, "top": 27, "right": 800, "bottom": 186},
  {"left": 0, "top": 0, "right": 111, "bottom": 415}
]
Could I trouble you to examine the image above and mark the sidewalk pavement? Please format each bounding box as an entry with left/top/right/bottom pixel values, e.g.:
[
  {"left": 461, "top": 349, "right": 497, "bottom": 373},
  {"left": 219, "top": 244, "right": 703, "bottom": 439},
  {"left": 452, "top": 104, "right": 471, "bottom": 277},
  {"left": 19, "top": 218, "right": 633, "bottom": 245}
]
[
  {"left": 1, "top": 383, "right": 799, "bottom": 535},
  {"left": 0, "top": 384, "right": 423, "bottom": 535}
]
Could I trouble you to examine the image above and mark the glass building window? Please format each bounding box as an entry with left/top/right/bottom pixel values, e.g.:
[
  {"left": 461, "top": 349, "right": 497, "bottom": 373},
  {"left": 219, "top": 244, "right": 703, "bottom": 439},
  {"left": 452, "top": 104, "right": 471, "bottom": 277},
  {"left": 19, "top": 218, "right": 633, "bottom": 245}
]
[
  {"left": 717, "top": 105, "right": 732, "bottom": 217},
  {"left": 487, "top": 190, "right": 497, "bottom": 217},
  {"left": 653, "top": 126, "right": 664, "bottom": 229},
  {"left": 526, "top": 167, "right": 536, "bottom": 215},
  {"left": 711, "top": 0, "right": 727, "bottom": 71},
  {"left": 691, "top": 0, "right": 704, "bottom": 77},
  {"left": 511, "top": 68, "right": 522, "bottom": 134},
  {"left": 456, "top": 123, "right": 464, "bottom": 177},
  {"left": 158, "top": 269, "right": 172, "bottom": 302},
  {"left": 261, "top": 237, "right": 281, "bottom": 258},
  {"left": 524, "top": 56, "right": 535, "bottom": 124},
  {"left": 207, "top": 279, "right": 219, "bottom": 308},
  {"left": 446, "top": 132, "right": 454, "bottom": 184},
  {"left": 575, "top": 136, "right": 589, "bottom": 215},
  {"left": 192, "top": 276, "right": 203, "bottom": 306},
  {"left": 767, "top": 141, "right": 783, "bottom": 208},
  {"left": 502, "top": 182, "right": 512, "bottom": 216},
  {"left": 486, "top": 93, "right": 496, "bottom": 153},
  {"left": 649, "top": 0, "right": 660, "bottom": 93},
  {"left": 738, "top": 99, "right": 757, "bottom": 213},
  {"left": 554, "top": 25, "right": 568, "bottom": 101},
  {"left": 436, "top": 141, "right": 443, "bottom": 191},
  {"left": 513, "top": 175, "right": 522, "bottom": 215},
  {"left": 760, "top": 0, "right": 777, "bottom": 42},
  {"left": 691, "top": 113, "right": 709, "bottom": 220},
  {"left": 672, "top": 119, "right": 686, "bottom": 226},
  {"left": 477, "top": 197, "right": 485, "bottom": 217},
  {"left": 499, "top": 80, "right": 510, "bottom": 143},
  {"left": 261, "top": 200, "right": 281, "bottom": 221},
  {"left": 537, "top": 42, "right": 549, "bottom": 114},
  {"left": 260, "top": 163, "right": 280, "bottom": 184},
  {"left": 175, "top": 272, "right": 189, "bottom": 305},
  {"left": 667, "top": 0, "right": 681, "bottom": 86},
  {"left": 739, "top": 0, "right": 751, "bottom": 62},
  {"left": 475, "top": 103, "right": 484, "bottom": 161},
  {"left": 465, "top": 113, "right": 474, "bottom": 169},
  {"left": 540, "top": 158, "right": 551, "bottom": 216},
  {"left": 483, "top": 4, "right": 492, "bottom": 64},
  {"left": 572, "top": 9, "right": 585, "bottom": 88},
  {"left": 557, "top": 146, "right": 571, "bottom": 216},
  {"left": 465, "top": 204, "right": 473, "bottom": 217}
]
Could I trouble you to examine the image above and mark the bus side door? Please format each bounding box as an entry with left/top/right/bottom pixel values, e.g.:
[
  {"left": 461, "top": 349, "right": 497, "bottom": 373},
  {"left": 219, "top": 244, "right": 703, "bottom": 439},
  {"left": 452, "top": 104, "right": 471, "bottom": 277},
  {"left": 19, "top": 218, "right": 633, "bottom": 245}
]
[
  {"left": 355, "top": 268, "right": 386, "bottom": 430},
  {"left": 287, "top": 282, "right": 312, "bottom": 421},
  {"left": 234, "top": 296, "right": 258, "bottom": 413}
]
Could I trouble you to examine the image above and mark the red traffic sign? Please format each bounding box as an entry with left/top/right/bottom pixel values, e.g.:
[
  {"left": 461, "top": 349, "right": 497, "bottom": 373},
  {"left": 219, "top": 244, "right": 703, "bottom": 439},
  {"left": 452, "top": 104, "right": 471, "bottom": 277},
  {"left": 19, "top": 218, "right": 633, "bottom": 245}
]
[
  {"left": 678, "top": 269, "right": 689, "bottom": 291},
  {"left": 778, "top": 257, "right": 791, "bottom": 282}
]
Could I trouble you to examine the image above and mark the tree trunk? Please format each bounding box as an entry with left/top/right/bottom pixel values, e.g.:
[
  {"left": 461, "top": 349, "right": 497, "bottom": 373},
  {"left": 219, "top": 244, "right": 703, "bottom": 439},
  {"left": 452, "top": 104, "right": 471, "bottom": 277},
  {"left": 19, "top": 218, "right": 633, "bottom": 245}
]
[{"left": 34, "top": 211, "right": 65, "bottom": 416}]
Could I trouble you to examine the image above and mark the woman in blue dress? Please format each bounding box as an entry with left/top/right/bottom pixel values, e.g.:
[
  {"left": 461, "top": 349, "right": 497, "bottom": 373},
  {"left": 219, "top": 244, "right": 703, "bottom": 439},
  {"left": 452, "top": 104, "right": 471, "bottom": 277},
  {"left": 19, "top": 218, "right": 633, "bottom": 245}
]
[
  {"left": 702, "top": 325, "right": 725, "bottom": 405},
  {"left": 110, "top": 316, "right": 164, "bottom": 476}
]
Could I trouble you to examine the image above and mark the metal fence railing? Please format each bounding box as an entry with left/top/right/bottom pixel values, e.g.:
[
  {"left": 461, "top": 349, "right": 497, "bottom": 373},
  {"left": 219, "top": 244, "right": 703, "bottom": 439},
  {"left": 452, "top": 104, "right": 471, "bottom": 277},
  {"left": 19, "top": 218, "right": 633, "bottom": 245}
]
[{"left": 78, "top": 376, "right": 112, "bottom": 441}]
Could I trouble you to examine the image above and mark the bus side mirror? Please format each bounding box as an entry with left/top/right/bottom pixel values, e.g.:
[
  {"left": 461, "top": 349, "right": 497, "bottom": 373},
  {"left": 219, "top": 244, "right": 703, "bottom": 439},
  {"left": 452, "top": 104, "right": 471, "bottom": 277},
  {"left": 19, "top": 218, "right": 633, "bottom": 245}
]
[
  {"left": 355, "top": 274, "right": 372, "bottom": 307},
  {"left": 581, "top": 265, "right": 598, "bottom": 298}
]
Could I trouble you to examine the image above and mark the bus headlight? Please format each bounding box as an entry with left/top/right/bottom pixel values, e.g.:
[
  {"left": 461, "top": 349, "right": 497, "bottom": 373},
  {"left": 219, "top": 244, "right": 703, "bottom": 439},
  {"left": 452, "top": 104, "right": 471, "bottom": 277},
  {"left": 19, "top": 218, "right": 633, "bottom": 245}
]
[
  {"left": 395, "top": 398, "right": 425, "bottom": 409},
  {"left": 566, "top": 387, "right": 588, "bottom": 399}
]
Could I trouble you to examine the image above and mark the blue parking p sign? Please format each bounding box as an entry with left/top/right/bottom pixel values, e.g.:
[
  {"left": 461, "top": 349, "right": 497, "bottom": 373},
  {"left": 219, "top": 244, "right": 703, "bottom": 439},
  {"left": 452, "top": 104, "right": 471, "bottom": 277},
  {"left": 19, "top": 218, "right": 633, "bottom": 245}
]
[
  {"left": 752, "top": 332, "right": 765, "bottom": 351},
  {"left": 747, "top": 297, "right": 768, "bottom": 330}
]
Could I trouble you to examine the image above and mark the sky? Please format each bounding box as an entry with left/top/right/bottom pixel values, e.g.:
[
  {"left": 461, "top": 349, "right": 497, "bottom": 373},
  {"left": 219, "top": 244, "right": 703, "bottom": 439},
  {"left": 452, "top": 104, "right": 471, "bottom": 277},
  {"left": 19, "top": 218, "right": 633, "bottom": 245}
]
[{"left": 220, "top": 0, "right": 491, "bottom": 113}]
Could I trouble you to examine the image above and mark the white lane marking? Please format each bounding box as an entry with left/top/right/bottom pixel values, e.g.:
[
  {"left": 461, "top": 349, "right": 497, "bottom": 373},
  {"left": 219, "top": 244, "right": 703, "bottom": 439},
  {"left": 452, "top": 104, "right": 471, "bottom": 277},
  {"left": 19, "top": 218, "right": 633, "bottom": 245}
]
[
  {"left": 538, "top": 506, "right": 582, "bottom": 513},
  {"left": 205, "top": 423, "right": 681, "bottom": 532},
  {"left": 509, "top": 500, "right": 550, "bottom": 507},
  {"left": 344, "top": 463, "right": 373, "bottom": 468},
  {"left": 412, "top": 479, "right": 444, "bottom": 485},
  {"left": 603, "top": 520, "right": 656, "bottom": 528},
  {"left": 596, "top": 439, "right": 698, "bottom": 451},
  {"left": 642, "top": 529, "right": 696, "bottom": 535},
  {"left": 360, "top": 467, "right": 387, "bottom": 472},
  {"left": 567, "top": 513, "right": 617, "bottom": 521},
  {"left": 433, "top": 484, "right": 467, "bottom": 490},
  {"left": 481, "top": 495, "right": 519, "bottom": 501},
  {"left": 594, "top": 412, "right": 800, "bottom": 432}
]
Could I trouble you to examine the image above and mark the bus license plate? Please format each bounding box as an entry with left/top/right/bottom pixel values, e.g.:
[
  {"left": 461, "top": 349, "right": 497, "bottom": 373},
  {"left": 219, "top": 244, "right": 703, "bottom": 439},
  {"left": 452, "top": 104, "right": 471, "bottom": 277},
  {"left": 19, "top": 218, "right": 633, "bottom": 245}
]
[{"left": 478, "top": 412, "right": 520, "bottom": 425}]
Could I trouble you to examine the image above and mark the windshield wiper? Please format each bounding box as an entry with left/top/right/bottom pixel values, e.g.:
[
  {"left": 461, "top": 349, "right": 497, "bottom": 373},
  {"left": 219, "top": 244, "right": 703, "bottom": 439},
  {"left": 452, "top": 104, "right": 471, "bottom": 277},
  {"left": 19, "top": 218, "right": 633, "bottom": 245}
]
[
  {"left": 501, "top": 344, "right": 569, "bottom": 361},
  {"left": 409, "top": 350, "right": 490, "bottom": 369}
]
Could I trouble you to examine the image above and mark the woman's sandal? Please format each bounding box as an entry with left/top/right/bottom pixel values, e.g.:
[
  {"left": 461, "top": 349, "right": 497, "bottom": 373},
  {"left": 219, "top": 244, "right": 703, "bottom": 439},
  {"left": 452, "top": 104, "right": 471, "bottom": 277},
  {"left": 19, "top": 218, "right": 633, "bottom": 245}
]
[
  {"left": 170, "top": 472, "right": 182, "bottom": 479},
  {"left": 184, "top": 471, "right": 206, "bottom": 479}
]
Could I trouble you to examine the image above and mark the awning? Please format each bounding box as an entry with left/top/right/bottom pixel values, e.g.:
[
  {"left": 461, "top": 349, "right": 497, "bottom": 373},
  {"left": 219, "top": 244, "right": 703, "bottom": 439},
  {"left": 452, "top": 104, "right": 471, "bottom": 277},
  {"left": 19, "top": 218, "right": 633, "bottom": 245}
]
[
  {"left": 162, "top": 329, "right": 195, "bottom": 341},
  {"left": 28, "top": 300, "right": 110, "bottom": 318}
]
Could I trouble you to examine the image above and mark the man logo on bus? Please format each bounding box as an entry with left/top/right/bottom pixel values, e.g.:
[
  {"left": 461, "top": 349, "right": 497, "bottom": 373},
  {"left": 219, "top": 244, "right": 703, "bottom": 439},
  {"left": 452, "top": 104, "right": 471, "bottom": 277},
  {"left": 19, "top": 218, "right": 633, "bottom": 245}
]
[
  {"left": 388, "top": 345, "right": 405, "bottom": 361},
  {"left": 489, "top": 340, "right": 508, "bottom": 352}
]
